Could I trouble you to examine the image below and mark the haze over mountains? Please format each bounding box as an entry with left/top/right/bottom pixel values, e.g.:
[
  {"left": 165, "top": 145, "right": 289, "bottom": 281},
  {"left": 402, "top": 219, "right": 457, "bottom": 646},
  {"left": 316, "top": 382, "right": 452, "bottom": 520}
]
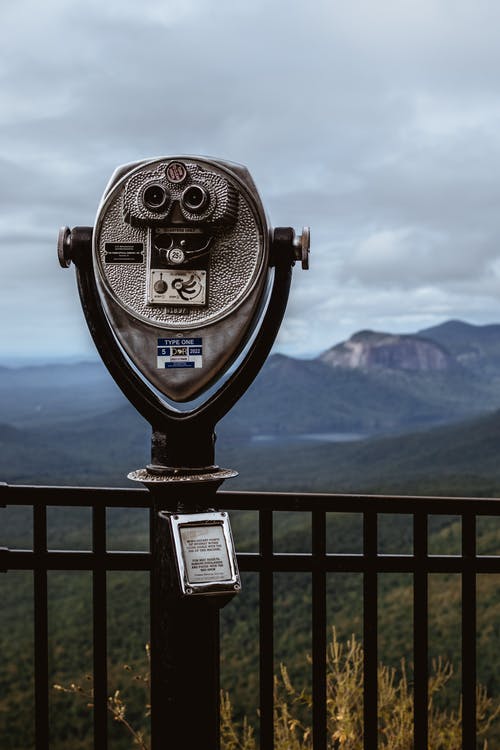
[
  {"left": 222, "top": 319, "right": 500, "bottom": 437},
  {"left": 2, "top": 318, "right": 500, "bottom": 490}
]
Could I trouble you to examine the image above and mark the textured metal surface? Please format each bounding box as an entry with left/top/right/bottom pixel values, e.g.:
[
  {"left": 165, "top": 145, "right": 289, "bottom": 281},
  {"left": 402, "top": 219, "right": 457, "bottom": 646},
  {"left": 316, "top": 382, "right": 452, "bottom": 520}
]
[
  {"left": 95, "top": 158, "right": 266, "bottom": 329},
  {"left": 127, "top": 467, "right": 238, "bottom": 484}
]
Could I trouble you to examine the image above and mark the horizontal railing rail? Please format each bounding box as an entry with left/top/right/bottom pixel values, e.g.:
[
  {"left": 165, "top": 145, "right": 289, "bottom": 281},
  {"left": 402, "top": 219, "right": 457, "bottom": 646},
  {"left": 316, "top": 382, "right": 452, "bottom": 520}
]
[{"left": 2, "top": 482, "right": 500, "bottom": 749}]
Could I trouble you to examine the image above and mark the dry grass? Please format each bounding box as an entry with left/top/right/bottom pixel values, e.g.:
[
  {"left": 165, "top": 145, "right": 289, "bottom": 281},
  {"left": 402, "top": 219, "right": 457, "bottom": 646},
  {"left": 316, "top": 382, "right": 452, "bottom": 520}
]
[{"left": 55, "top": 630, "right": 500, "bottom": 749}]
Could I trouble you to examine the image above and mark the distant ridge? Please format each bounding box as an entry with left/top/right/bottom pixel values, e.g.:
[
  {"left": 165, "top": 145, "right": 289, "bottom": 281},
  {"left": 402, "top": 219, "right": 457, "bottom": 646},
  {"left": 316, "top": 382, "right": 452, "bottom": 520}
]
[
  {"left": 220, "top": 318, "right": 500, "bottom": 437},
  {"left": 220, "top": 406, "right": 500, "bottom": 496},
  {"left": 317, "top": 319, "right": 500, "bottom": 374},
  {"left": 2, "top": 319, "right": 500, "bottom": 442},
  {"left": 318, "top": 330, "right": 454, "bottom": 372},
  {"left": 418, "top": 320, "right": 500, "bottom": 371}
]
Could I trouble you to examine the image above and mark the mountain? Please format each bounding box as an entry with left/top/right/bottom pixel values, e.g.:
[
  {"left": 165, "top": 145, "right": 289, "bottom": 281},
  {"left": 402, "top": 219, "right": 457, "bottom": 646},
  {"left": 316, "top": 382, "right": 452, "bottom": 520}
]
[
  {"left": 418, "top": 319, "right": 500, "bottom": 372},
  {"left": 319, "top": 329, "right": 455, "bottom": 372},
  {"left": 2, "top": 319, "right": 500, "bottom": 447},
  {"left": 220, "top": 353, "right": 498, "bottom": 437},
  {"left": 220, "top": 322, "right": 500, "bottom": 437},
  {"left": 0, "top": 405, "right": 149, "bottom": 486},
  {"left": 0, "top": 360, "right": 124, "bottom": 427},
  {"left": 318, "top": 320, "right": 500, "bottom": 375},
  {"left": 219, "top": 406, "right": 500, "bottom": 496}
]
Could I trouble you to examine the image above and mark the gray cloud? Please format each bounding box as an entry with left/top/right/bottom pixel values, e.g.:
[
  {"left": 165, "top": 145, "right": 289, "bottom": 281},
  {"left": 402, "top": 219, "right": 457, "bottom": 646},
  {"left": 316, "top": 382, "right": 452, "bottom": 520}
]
[{"left": 2, "top": 0, "right": 500, "bottom": 359}]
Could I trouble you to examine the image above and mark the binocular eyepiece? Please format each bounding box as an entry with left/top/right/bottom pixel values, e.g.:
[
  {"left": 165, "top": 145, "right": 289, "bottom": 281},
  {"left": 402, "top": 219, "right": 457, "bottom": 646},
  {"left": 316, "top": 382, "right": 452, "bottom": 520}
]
[{"left": 124, "top": 159, "right": 239, "bottom": 229}]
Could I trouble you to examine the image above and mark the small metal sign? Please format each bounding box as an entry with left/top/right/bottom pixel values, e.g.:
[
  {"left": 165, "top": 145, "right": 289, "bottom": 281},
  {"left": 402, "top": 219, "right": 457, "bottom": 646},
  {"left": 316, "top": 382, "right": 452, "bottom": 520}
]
[
  {"left": 148, "top": 269, "right": 207, "bottom": 305},
  {"left": 157, "top": 337, "right": 203, "bottom": 369},
  {"left": 163, "top": 510, "right": 241, "bottom": 596},
  {"left": 104, "top": 242, "right": 144, "bottom": 264}
]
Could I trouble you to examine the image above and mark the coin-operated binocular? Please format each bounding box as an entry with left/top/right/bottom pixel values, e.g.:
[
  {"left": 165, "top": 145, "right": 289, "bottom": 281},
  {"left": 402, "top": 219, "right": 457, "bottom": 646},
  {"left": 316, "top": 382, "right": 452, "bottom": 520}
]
[{"left": 58, "top": 156, "right": 308, "bottom": 595}]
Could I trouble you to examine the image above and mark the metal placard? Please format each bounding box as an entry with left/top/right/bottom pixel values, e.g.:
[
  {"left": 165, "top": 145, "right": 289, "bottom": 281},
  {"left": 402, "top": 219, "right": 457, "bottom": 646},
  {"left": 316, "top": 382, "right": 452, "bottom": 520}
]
[
  {"left": 163, "top": 510, "right": 241, "bottom": 596},
  {"left": 148, "top": 269, "right": 207, "bottom": 305}
]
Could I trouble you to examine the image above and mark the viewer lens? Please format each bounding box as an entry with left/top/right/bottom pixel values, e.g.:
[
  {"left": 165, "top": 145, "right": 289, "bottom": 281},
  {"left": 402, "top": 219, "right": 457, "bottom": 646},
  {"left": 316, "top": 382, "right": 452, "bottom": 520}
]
[
  {"left": 143, "top": 184, "right": 168, "bottom": 211},
  {"left": 182, "top": 185, "right": 209, "bottom": 213}
]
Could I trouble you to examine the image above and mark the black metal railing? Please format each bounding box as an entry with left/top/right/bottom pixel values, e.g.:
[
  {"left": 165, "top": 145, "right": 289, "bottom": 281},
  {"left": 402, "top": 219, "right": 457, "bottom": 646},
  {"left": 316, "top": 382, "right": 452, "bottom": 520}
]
[{"left": 2, "top": 482, "right": 500, "bottom": 749}]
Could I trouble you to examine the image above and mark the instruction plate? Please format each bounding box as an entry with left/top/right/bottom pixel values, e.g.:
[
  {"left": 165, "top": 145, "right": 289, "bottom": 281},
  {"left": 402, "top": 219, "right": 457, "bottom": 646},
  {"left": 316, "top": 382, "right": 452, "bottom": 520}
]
[
  {"left": 163, "top": 511, "right": 241, "bottom": 596},
  {"left": 180, "top": 525, "right": 232, "bottom": 584}
]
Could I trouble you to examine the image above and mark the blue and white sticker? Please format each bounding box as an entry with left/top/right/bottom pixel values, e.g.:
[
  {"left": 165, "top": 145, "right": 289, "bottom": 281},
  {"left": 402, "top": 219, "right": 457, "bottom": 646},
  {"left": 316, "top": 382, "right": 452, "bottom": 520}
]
[{"left": 157, "top": 338, "right": 203, "bottom": 369}]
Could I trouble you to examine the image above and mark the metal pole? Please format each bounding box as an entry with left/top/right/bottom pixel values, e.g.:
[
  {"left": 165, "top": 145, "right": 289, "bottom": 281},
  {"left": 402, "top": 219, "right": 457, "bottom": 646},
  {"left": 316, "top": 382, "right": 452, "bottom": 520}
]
[{"left": 149, "top": 481, "right": 228, "bottom": 750}]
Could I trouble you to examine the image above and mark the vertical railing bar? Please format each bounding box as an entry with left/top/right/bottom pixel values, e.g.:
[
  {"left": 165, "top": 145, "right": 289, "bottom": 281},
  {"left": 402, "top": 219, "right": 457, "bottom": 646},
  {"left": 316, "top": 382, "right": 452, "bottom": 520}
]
[
  {"left": 33, "top": 504, "right": 49, "bottom": 750},
  {"left": 149, "top": 504, "right": 160, "bottom": 749},
  {"left": 312, "top": 510, "right": 327, "bottom": 750},
  {"left": 413, "top": 512, "right": 428, "bottom": 749},
  {"left": 93, "top": 505, "right": 108, "bottom": 750},
  {"left": 363, "top": 510, "right": 378, "bottom": 750},
  {"left": 260, "top": 508, "right": 274, "bottom": 750},
  {"left": 461, "top": 513, "right": 476, "bottom": 749}
]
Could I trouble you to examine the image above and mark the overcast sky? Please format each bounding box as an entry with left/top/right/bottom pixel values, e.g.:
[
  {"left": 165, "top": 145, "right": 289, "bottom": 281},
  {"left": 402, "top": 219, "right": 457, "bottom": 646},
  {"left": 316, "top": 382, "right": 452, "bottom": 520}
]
[{"left": 2, "top": 0, "right": 500, "bottom": 361}]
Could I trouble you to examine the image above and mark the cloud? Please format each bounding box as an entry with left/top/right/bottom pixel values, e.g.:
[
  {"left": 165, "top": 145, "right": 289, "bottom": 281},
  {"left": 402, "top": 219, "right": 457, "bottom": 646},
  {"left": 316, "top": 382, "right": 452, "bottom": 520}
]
[
  {"left": 2, "top": 0, "right": 500, "bottom": 359},
  {"left": 339, "top": 227, "right": 496, "bottom": 287}
]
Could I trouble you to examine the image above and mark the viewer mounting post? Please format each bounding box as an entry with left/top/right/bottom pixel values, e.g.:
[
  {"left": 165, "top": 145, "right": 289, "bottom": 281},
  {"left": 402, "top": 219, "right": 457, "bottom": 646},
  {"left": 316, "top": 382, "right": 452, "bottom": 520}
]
[{"left": 58, "top": 155, "right": 309, "bottom": 749}]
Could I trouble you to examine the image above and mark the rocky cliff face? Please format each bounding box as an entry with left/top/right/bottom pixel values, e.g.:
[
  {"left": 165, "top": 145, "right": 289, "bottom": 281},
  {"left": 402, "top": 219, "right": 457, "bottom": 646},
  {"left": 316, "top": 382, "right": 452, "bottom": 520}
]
[{"left": 318, "top": 330, "right": 455, "bottom": 372}]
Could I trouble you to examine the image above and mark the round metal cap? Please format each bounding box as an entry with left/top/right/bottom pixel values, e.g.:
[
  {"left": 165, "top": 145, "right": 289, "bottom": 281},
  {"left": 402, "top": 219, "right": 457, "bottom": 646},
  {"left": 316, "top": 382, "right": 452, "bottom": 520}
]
[
  {"left": 57, "top": 226, "right": 72, "bottom": 268},
  {"left": 293, "top": 226, "right": 310, "bottom": 270}
]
